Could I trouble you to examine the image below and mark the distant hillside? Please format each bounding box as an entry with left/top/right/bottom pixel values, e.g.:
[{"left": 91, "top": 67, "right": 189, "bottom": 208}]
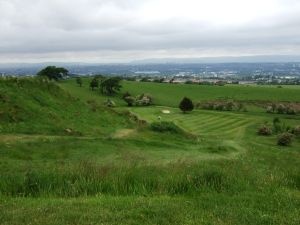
[
  {"left": 131, "top": 55, "right": 300, "bottom": 64},
  {"left": 0, "top": 77, "right": 130, "bottom": 135}
]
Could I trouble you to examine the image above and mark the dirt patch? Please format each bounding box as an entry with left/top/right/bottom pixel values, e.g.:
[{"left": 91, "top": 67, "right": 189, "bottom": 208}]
[{"left": 112, "top": 129, "right": 136, "bottom": 139}]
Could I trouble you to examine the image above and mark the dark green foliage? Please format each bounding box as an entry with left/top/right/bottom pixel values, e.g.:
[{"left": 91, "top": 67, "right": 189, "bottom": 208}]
[
  {"left": 150, "top": 121, "right": 183, "bottom": 134},
  {"left": 89, "top": 77, "right": 99, "bottom": 91},
  {"left": 277, "top": 133, "right": 293, "bottom": 146},
  {"left": 140, "top": 77, "right": 151, "bottom": 82},
  {"left": 257, "top": 124, "right": 272, "bottom": 136},
  {"left": 100, "top": 77, "right": 122, "bottom": 95},
  {"left": 292, "top": 126, "right": 300, "bottom": 136},
  {"left": 179, "top": 97, "right": 194, "bottom": 113},
  {"left": 153, "top": 78, "right": 164, "bottom": 83},
  {"left": 37, "top": 66, "right": 68, "bottom": 81},
  {"left": 76, "top": 77, "right": 83, "bottom": 87},
  {"left": 122, "top": 91, "right": 131, "bottom": 99},
  {"left": 124, "top": 96, "right": 135, "bottom": 106}
]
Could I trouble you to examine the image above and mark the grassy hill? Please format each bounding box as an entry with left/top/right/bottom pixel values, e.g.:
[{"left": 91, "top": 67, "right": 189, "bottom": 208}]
[
  {"left": 0, "top": 77, "right": 130, "bottom": 135},
  {"left": 1, "top": 77, "right": 300, "bottom": 225}
]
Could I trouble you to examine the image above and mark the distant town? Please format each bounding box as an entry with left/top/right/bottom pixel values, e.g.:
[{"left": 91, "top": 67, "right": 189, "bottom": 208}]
[{"left": 1, "top": 62, "right": 300, "bottom": 85}]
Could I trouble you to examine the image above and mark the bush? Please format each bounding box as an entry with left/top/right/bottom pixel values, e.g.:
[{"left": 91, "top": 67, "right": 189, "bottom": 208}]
[
  {"left": 292, "top": 126, "right": 300, "bottom": 136},
  {"left": 179, "top": 97, "right": 194, "bottom": 113},
  {"left": 277, "top": 104, "right": 286, "bottom": 114},
  {"left": 257, "top": 124, "right": 272, "bottom": 136},
  {"left": 277, "top": 133, "right": 293, "bottom": 146},
  {"left": 286, "top": 106, "right": 296, "bottom": 115},
  {"left": 225, "top": 101, "right": 235, "bottom": 111},
  {"left": 122, "top": 91, "right": 131, "bottom": 99},
  {"left": 215, "top": 103, "right": 225, "bottom": 111},
  {"left": 124, "top": 96, "right": 135, "bottom": 106},
  {"left": 135, "top": 93, "right": 153, "bottom": 106},
  {"left": 197, "top": 100, "right": 243, "bottom": 112},
  {"left": 150, "top": 121, "right": 183, "bottom": 134}
]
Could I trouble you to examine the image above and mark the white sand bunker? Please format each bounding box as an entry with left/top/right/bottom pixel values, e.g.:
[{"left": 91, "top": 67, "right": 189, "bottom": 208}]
[{"left": 162, "top": 110, "right": 171, "bottom": 114}]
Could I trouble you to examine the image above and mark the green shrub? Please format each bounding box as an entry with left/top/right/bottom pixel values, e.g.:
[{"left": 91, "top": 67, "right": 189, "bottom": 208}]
[
  {"left": 136, "top": 93, "right": 153, "bottom": 106},
  {"left": 122, "top": 91, "right": 131, "bottom": 99},
  {"left": 124, "top": 96, "right": 135, "bottom": 106},
  {"left": 286, "top": 106, "right": 297, "bottom": 115},
  {"left": 215, "top": 103, "right": 225, "bottom": 111},
  {"left": 292, "top": 126, "right": 300, "bottom": 136},
  {"left": 150, "top": 121, "right": 183, "bottom": 134},
  {"left": 277, "top": 133, "right": 293, "bottom": 146},
  {"left": 225, "top": 101, "right": 235, "bottom": 111},
  {"left": 277, "top": 104, "right": 287, "bottom": 114},
  {"left": 257, "top": 124, "right": 272, "bottom": 136},
  {"left": 179, "top": 97, "right": 194, "bottom": 113}
]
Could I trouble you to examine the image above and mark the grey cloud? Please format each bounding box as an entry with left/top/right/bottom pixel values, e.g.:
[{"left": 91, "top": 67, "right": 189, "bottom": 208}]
[{"left": 0, "top": 0, "right": 299, "bottom": 62}]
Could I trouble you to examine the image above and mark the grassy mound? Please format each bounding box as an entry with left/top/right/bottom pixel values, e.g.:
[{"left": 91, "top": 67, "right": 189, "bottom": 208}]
[{"left": 0, "top": 77, "right": 130, "bottom": 135}]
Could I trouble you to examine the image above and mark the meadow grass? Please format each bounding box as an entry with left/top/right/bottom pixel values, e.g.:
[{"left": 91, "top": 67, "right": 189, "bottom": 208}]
[
  {"left": 122, "top": 81, "right": 300, "bottom": 107},
  {"left": 1, "top": 77, "right": 300, "bottom": 224}
]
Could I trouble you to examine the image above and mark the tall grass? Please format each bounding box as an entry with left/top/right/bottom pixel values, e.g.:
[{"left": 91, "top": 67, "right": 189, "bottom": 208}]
[{"left": 1, "top": 160, "right": 296, "bottom": 197}]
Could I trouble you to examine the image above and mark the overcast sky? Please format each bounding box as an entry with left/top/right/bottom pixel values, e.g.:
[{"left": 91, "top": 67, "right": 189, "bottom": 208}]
[{"left": 0, "top": 0, "right": 300, "bottom": 63}]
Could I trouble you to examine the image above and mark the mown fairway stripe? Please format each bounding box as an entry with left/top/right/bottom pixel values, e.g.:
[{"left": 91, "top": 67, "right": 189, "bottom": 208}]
[{"left": 191, "top": 118, "right": 244, "bottom": 133}]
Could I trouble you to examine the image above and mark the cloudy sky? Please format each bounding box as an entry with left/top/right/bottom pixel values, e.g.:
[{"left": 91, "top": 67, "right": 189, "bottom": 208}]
[{"left": 0, "top": 0, "right": 300, "bottom": 63}]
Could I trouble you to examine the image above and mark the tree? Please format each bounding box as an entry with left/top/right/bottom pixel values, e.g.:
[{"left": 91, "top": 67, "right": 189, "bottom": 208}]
[
  {"left": 100, "top": 77, "right": 122, "bottom": 95},
  {"left": 37, "top": 66, "right": 68, "bottom": 81},
  {"left": 179, "top": 97, "right": 194, "bottom": 113},
  {"left": 90, "top": 77, "right": 99, "bottom": 91},
  {"left": 76, "top": 77, "right": 83, "bottom": 87}
]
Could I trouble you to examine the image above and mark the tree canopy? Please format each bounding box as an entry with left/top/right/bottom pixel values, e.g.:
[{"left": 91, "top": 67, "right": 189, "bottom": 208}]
[
  {"left": 76, "top": 77, "right": 83, "bottom": 87},
  {"left": 179, "top": 97, "right": 194, "bottom": 113},
  {"left": 100, "top": 77, "right": 122, "bottom": 95},
  {"left": 90, "top": 77, "right": 99, "bottom": 91},
  {"left": 37, "top": 66, "right": 68, "bottom": 81}
]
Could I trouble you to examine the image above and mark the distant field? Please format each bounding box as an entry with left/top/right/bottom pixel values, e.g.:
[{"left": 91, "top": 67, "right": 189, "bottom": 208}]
[{"left": 122, "top": 81, "right": 300, "bottom": 107}]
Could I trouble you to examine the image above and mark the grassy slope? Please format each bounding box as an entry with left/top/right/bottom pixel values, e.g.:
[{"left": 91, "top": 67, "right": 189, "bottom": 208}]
[
  {"left": 0, "top": 78, "right": 130, "bottom": 135},
  {"left": 1, "top": 78, "right": 300, "bottom": 225}
]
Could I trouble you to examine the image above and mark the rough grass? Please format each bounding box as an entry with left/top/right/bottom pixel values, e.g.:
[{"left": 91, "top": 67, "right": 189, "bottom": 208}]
[
  {"left": 1, "top": 77, "right": 300, "bottom": 224},
  {"left": 0, "top": 77, "right": 131, "bottom": 135},
  {"left": 1, "top": 194, "right": 299, "bottom": 225}
]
